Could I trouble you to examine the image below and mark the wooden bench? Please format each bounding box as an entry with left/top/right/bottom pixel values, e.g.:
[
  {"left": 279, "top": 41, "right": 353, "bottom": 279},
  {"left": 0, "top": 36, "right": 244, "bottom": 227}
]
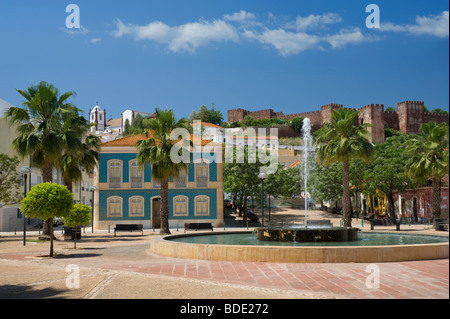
[
  {"left": 435, "top": 219, "right": 449, "bottom": 231},
  {"left": 184, "top": 223, "right": 214, "bottom": 233},
  {"left": 369, "top": 219, "right": 400, "bottom": 231},
  {"left": 114, "top": 224, "right": 144, "bottom": 237}
]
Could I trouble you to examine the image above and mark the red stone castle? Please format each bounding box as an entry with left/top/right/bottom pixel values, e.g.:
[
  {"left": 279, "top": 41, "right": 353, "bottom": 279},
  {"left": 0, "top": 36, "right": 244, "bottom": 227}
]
[{"left": 227, "top": 101, "right": 449, "bottom": 143}]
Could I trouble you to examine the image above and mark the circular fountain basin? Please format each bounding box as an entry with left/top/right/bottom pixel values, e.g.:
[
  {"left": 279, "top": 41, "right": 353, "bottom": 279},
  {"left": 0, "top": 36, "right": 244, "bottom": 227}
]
[
  {"left": 256, "top": 227, "right": 359, "bottom": 243},
  {"left": 149, "top": 231, "right": 449, "bottom": 263}
]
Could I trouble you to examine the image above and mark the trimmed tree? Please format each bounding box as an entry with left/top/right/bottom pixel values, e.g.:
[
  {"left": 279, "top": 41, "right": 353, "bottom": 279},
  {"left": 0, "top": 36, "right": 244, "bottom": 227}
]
[
  {"left": 20, "top": 182, "right": 73, "bottom": 257},
  {"left": 63, "top": 204, "right": 92, "bottom": 249}
]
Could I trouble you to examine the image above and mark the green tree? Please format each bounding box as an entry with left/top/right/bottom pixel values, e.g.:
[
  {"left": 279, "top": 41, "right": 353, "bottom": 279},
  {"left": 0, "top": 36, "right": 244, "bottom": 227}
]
[
  {"left": 404, "top": 122, "right": 449, "bottom": 221},
  {"left": 363, "top": 134, "right": 414, "bottom": 220},
  {"left": 189, "top": 105, "right": 224, "bottom": 125},
  {"left": 310, "top": 162, "right": 343, "bottom": 209},
  {"left": 291, "top": 117, "right": 304, "bottom": 134},
  {"left": 314, "top": 108, "right": 374, "bottom": 227},
  {"left": 124, "top": 118, "right": 131, "bottom": 135},
  {"left": 4, "top": 81, "right": 81, "bottom": 238},
  {"left": 431, "top": 108, "right": 449, "bottom": 115},
  {"left": 0, "top": 154, "right": 21, "bottom": 205},
  {"left": 63, "top": 204, "right": 91, "bottom": 249},
  {"left": 135, "top": 108, "right": 189, "bottom": 234},
  {"left": 21, "top": 182, "right": 73, "bottom": 257},
  {"left": 223, "top": 146, "right": 265, "bottom": 224}
]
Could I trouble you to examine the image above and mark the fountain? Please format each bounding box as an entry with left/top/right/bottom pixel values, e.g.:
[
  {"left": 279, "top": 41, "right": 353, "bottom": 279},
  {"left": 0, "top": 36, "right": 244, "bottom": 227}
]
[{"left": 256, "top": 117, "right": 359, "bottom": 243}]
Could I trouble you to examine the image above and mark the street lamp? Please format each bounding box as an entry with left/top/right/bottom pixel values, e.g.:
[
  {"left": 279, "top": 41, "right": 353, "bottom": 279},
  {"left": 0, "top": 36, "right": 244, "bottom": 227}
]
[
  {"left": 19, "top": 166, "right": 31, "bottom": 246},
  {"left": 90, "top": 185, "right": 96, "bottom": 233},
  {"left": 258, "top": 172, "right": 267, "bottom": 227}
]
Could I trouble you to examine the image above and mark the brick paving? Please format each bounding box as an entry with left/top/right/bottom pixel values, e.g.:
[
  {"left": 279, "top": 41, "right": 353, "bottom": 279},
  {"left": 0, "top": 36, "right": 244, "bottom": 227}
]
[
  {"left": 0, "top": 236, "right": 448, "bottom": 299},
  {"left": 0, "top": 208, "right": 448, "bottom": 299}
]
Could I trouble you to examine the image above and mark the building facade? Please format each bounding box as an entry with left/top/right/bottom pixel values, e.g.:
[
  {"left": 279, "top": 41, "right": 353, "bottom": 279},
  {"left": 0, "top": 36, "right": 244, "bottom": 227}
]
[{"left": 93, "top": 133, "right": 224, "bottom": 230}]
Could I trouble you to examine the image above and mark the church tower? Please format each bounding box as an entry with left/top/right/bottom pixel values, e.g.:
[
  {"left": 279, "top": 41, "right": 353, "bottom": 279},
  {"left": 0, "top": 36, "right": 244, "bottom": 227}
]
[{"left": 89, "top": 102, "right": 106, "bottom": 132}]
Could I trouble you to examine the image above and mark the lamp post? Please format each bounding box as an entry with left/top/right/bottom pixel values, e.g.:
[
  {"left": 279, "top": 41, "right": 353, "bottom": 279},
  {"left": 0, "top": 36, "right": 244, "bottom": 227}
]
[
  {"left": 258, "top": 173, "right": 267, "bottom": 227},
  {"left": 19, "top": 166, "right": 31, "bottom": 246},
  {"left": 90, "top": 185, "right": 96, "bottom": 233}
]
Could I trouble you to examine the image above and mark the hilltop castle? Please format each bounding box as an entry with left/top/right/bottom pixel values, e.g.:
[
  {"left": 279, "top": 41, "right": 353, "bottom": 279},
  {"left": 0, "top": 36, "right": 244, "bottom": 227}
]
[{"left": 227, "top": 101, "right": 449, "bottom": 143}]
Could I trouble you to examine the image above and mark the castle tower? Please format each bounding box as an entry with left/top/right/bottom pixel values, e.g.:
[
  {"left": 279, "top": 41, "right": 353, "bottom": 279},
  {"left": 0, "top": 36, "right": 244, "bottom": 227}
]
[
  {"left": 397, "top": 101, "right": 424, "bottom": 135},
  {"left": 358, "top": 104, "right": 385, "bottom": 143},
  {"left": 89, "top": 102, "right": 106, "bottom": 133},
  {"left": 320, "top": 103, "right": 343, "bottom": 123}
]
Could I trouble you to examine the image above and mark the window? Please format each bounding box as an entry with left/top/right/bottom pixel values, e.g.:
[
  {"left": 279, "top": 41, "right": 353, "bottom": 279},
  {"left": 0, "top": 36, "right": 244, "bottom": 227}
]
[
  {"left": 195, "top": 196, "right": 209, "bottom": 216},
  {"left": 173, "top": 196, "right": 188, "bottom": 216},
  {"left": 195, "top": 162, "right": 209, "bottom": 187},
  {"left": 129, "top": 160, "right": 143, "bottom": 188},
  {"left": 108, "top": 160, "right": 122, "bottom": 188},
  {"left": 107, "top": 197, "right": 122, "bottom": 217},
  {"left": 174, "top": 169, "right": 188, "bottom": 188},
  {"left": 129, "top": 197, "right": 144, "bottom": 217}
]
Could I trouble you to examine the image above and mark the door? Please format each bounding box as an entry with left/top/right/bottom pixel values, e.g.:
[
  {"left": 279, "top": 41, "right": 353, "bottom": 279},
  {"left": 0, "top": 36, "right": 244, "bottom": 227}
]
[{"left": 152, "top": 197, "right": 161, "bottom": 228}]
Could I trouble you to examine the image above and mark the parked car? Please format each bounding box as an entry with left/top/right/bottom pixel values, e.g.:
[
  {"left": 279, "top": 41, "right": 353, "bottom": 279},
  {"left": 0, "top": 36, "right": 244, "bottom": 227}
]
[{"left": 53, "top": 217, "right": 64, "bottom": 227}]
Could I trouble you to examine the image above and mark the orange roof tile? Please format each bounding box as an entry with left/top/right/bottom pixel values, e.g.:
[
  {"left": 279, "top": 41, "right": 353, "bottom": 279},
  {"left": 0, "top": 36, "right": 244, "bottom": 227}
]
[
  {"left": 290, "top": 160, "right": 301, "bottom": 168},
  {"left": 100, "top": 131, "right": 219, "bottom": 147},
  {"left": 191, "top": 121, "right": 223, "bottom": 129}
]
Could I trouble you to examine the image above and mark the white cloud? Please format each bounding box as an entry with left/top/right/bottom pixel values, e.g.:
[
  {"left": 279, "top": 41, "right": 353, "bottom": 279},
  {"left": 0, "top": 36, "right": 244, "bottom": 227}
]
[
  {"left": 111, "top": 11, "right": 376, "bottom": 56},
  {"left": 61, "top": 25, "right": 89, "bottom": 36},
  {"left": 294, "top": 13, "right": 342, "bottom": 31},
  {"left": 380, "top": 11, "right": 449, "bottom": 38},
  {"left": 112, "top": 18, "right": 239, "bottom": 53},
  {"left": 89, "top": 38, "right": 102, "bottom": 44},
  {"left": 224, "top": 10, "right": 256, "bottom": 23},
  {"left": 244, "top": 29, "right": 320, "bottom": 56},
  {"left": 326, "top": 27, "right": 370, "bottom": 48}
]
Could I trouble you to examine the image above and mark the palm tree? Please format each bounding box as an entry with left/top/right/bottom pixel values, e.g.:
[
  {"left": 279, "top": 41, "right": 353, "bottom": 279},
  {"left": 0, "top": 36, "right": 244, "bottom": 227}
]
[
  {"left": 404, "top": 122, "right": 449, "bottom": 222},
  {"left": 58, "top": 115, "right": 100, "bottom": 193},
  {"left": 135, "top": 108, "right": 190, "bottom": 234},
  {"left": 3, "top": 81, "right": 81, "bottom": 237},
  {"left": 314, "top": 108, "right": 374, "bottom": 227}
]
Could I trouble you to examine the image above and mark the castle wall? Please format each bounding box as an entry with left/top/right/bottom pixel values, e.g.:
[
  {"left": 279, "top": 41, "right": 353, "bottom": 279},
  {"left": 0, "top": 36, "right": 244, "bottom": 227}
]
[{"left": 227, "top": 100, "right": 448, "bottom": 142}]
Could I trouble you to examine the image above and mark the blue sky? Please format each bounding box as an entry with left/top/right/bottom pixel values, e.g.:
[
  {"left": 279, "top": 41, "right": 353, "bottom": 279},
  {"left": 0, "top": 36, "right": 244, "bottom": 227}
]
[{"left": 0, "top": 0, "right": 448, "bottom": 122}]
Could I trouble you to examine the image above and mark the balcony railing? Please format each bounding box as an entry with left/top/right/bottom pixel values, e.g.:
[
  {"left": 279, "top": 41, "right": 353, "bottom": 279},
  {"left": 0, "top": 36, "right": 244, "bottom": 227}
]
[
  {"left": 109, "top": 177, "right": 121, "bottom": 188},
  {"left": 130, "top": 176, "right": 143, "bottom": 188},
  {"left": 196, "top": 176, "right": 208, "bottom": 187},
  {"left": 174, "top": 176, "right": 187, "bottom": 188}
]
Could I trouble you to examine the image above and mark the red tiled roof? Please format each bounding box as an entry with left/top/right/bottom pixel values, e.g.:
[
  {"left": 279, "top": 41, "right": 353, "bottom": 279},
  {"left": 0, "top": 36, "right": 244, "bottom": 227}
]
[{"left": 100, "top": 131, "right": 218, "bottom": 147}]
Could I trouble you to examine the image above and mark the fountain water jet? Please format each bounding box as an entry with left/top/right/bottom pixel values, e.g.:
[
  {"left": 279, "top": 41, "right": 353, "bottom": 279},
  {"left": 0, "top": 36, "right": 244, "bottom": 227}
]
[{"left": 302, "top": 117, "right": 312, "bottom": 227}]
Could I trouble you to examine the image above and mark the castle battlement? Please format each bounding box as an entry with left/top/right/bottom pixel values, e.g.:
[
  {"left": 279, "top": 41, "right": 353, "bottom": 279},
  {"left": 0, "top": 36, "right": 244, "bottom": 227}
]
[{"left": 227, "top": 100, "right": 448, "bottom": 143}]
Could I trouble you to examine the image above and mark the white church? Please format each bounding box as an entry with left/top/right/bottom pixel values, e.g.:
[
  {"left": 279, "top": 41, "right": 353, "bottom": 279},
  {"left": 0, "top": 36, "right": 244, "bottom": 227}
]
[{"left": 88, "top": 103, "right": 156, "bottom": 142}]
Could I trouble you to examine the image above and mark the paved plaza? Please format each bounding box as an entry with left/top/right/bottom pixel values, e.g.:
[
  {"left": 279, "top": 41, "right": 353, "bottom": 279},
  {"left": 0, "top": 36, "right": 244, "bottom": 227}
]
[{"left": 0, "top": 210, "right": 448, "bottom": 300}]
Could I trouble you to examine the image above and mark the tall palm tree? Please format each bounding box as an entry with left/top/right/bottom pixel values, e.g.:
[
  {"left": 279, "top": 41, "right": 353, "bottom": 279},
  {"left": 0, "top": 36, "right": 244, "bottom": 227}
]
[
  {"left": 135, "top": 108, "right": 190, "bottom": 234},
  {"left": 314, "top": 108, "right": 374, "bottom": 227},
  {"left": 58, "top": 115, "right": 100, "bottom": 193},
  {"left": 3, "top": 81, "right": 81, "bottom": 237},
  {"left": 404, "top": 122, "right": 449, "bottom": 222}
]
